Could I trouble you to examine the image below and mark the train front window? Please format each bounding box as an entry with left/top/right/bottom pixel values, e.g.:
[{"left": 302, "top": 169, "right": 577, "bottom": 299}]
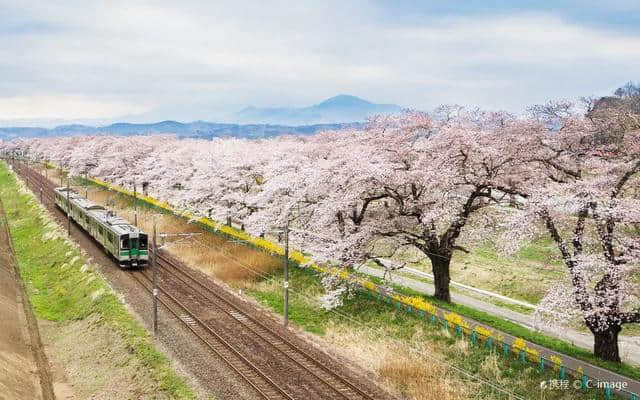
[
  {"left": 139, "top": 234, "right": 148, "bottom": 250},
  {"left": 120, "top": 235, "right": 129, "bottom": 250},
  {"left": 130, "top": 238, "right": 138, "bottom": 249}
]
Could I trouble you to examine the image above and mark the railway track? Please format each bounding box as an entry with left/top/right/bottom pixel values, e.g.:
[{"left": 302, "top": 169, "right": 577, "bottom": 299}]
[
  {"left": 130, "top": 267, "right": 294, "bottom": 399},
  {"left": 151, "top": 253, "right": 376, "bottom": 400},
  {"left": 11, "top": 160, "right": 381, "bottom": 400}
]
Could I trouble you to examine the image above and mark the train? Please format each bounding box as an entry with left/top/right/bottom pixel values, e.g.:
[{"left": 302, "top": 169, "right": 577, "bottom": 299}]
[{"left": 53, "top": 187, "right": 149, "bottom": 268}]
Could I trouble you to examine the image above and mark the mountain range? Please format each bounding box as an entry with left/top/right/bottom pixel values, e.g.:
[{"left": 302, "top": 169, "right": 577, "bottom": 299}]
[
  {"left": 0, "top": 121, "right": 366, "bottom": 141},
  {"left": 0, "top": 95, "right": 402, "bottom": 140}
]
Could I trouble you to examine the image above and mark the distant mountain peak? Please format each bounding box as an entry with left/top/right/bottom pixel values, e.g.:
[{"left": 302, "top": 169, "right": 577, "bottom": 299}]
[
  {"left": 317, "top": 94, "right": 372, "bottom": 108},
  {"left": 235, "top": 94, "right": 402, "bottom": 125}
]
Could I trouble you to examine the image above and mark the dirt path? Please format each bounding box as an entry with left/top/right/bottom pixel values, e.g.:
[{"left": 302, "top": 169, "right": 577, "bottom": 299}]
[{"left": 0, "top": 197, "right": 55, "bottom": 400}]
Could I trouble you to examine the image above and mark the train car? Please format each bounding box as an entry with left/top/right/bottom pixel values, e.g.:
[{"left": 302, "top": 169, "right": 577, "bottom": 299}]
[{"left": 53, "top": 187, "right": 148, "bottom": 268}]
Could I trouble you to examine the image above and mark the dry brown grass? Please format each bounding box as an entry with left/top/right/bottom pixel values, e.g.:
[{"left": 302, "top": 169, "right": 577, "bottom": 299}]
[
  {"left": 44, "top": 167, "right": 65, "bottom": 187},
  {"left": 480, "top": 353, "right": 505, "bottom": 385},
  {"left": 323, "top": 324, "right": 469, "bottom": 400},
  {"left": 83, "top": 186, "right": 282, "bottom": 282},
  {"left": 378, "top": 352, "right": 462, "bottom": 400}
]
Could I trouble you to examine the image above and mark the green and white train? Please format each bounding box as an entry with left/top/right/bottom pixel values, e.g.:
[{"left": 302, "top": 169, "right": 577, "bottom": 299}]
[{"left": 53, "top": 187, "right": 148, "bottom": 268}]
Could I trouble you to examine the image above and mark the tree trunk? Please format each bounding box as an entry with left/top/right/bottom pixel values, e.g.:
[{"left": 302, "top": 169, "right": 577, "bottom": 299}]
[
  {"left": 593, "top": 325, "right": 621, "bottom": 362},
  {"left": 430, "top": 255, "right": 452, "bottom": 302}
]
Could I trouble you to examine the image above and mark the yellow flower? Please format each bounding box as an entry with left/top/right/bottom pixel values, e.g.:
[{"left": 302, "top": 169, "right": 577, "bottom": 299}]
[
  {"left": 525, "top": 347, "right": 540, "bottom": 362},
  {"left": 362, "top": 279, "right": 378, "bottom": 292},
  {"left": 550, "top": 355, "right": 563, "bottom": 370},
  {"left": 512, "top": 338, "right": 526, "bottom": 351},
  {"left": 444, "top": 312, "right": 464, "bottom": 327},
  {"left": 475, "top": 326, "right": 493, "bottom": 339}
]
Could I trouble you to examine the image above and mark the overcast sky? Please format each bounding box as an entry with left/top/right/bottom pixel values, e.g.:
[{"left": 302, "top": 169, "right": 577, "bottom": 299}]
[{"left": 1, "top": 0, "right": 639, "bottom": 126}]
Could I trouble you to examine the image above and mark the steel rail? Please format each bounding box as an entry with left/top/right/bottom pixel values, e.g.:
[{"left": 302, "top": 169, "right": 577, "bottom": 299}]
[
  {"left": 153, "top": 252, "right": 376, "bottom": 400},
  {"left": 131, "top": 269, "right": 294, "bottom": 400}
]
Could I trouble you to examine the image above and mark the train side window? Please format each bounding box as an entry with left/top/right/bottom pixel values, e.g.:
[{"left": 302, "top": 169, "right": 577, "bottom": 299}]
[{"left": 120, "top": 237, "right": 129, "bottom": 249}]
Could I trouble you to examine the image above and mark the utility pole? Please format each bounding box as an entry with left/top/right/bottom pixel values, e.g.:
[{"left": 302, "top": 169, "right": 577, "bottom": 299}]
[
  {"left": 152, "top": 219, "right": 158, "bottom": 334},
  {"left": 283, "top": 217, "right": 289, "bottom": 327},
  {"left": 133, "top": 182, "right": 138, "bottom": 227},
  {"left": 66, "top": 176, "right": 71, "bottom": 236}
]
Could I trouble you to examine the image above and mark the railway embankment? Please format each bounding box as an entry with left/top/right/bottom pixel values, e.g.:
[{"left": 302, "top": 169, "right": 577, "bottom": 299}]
[
  {"left": 0, "top": 192, "right": 54, "bottom": 399},
  {"left": 0, "top": 161, "right": 196, "bottom": 399}
]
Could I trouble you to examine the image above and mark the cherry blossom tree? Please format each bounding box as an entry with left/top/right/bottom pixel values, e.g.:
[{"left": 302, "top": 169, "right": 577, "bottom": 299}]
[
  {"left": 503, "top": 108, "right": 640, "bottom": 362},
  {"left": 293, "top": 110, "right": 536, "bottom": 302}
]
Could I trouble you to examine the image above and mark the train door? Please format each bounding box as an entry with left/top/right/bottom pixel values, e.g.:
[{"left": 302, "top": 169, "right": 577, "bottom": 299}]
[{"left": 118, "top": 234, "right": 130, "bottom": 267}]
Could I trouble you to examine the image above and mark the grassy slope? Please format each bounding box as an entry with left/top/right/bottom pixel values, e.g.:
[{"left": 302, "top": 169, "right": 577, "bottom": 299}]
[{"left": 0, "top": 162, "right": 196, "bottom": 399}]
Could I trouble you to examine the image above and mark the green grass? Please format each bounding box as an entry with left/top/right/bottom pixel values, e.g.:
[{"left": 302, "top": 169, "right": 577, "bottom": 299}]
[
  {"left": 359, "top": 272, "right": 640, "bottom": 384},
  {"left": 243, "top": 266, "right": 615, "bottom": 399},
  {"left": 516, "top": 237, "right": 560, "bottom": 264},
  {"left": 0, "top": 162, "right": 196, "bottom": 399},
  {"left": 247, "top": 269, "right": 330, "bottom": 336}
]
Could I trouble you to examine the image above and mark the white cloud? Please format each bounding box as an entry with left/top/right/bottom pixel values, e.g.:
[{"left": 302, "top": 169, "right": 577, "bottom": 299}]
[
  {"left": 1, "top": 1, "right": 638, "bottom": 123},
  {"left": 0, "top": 95, "right": 151, "bottom": 120}
]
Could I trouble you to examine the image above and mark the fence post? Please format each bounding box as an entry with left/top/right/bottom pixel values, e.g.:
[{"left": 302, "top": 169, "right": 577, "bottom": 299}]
[
  {"left": 456, "top": 326, "right": 462, "bottom": 338},
  {"left": 503, "top": 343, "right": 509, "bottom": 356},
  {"left": 539, "top": 357, "right": 545, "bottom": 373},
  {"left": 471, "top": 331, "right": 477, "bottom": 345},
  {"left": 559, "top": 366, "right": 565, "bottom": 380},
  {"left": 519, "top": 350, "right": 525, "bottom": 364},
  {"left": 604, "top": 386, "right": 612, "bottom": 400}
]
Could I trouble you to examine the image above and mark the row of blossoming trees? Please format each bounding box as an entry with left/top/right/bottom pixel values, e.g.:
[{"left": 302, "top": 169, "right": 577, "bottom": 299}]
[{"left": 1, "top": 105, "right": 638, "bottom": 362}]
